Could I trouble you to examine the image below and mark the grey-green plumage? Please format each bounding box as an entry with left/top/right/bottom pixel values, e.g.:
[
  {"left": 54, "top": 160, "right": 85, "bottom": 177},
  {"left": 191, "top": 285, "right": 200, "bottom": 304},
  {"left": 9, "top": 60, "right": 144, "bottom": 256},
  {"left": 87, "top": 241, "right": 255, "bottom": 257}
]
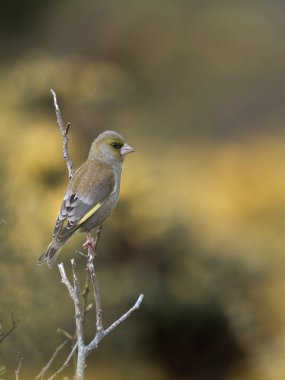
[{"left": 38, "top": 130, "right": 134, "bottom": 268}]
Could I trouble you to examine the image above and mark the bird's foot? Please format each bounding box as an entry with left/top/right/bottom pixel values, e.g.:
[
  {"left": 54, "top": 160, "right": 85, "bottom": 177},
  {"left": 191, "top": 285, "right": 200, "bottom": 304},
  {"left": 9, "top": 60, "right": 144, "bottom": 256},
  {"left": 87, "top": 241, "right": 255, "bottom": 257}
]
[
  {"left": 83, "top": 232, "right": 97, "bottom": 251},
  {"left": 82, "top": 227, "right": 102, "bottom": 259},
  {"left": 82, "top": 232, "right": 97, "bottom": 259}
]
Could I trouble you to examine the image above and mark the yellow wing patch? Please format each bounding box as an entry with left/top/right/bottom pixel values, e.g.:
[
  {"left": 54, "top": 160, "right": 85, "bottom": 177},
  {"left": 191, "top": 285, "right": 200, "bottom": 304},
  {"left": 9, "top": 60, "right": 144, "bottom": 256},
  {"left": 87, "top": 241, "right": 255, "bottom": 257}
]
[{"left": 78, "top": 202, "right": 103, "bottom": 225}]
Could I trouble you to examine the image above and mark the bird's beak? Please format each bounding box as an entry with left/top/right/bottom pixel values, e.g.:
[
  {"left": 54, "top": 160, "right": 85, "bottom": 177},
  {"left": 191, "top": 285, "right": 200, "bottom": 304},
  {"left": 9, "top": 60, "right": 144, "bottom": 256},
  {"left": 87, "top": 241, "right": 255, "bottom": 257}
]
[{"left": 120, "top": 143, "right": 135, "bottom": 156}]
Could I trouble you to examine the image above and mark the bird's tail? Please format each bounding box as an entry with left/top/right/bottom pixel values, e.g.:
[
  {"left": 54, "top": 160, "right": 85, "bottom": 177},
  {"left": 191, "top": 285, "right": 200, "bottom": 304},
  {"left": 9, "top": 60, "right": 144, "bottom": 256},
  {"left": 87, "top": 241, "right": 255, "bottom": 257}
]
[{"left": 37, "top": 241, "right": 63, "bottom": 269}]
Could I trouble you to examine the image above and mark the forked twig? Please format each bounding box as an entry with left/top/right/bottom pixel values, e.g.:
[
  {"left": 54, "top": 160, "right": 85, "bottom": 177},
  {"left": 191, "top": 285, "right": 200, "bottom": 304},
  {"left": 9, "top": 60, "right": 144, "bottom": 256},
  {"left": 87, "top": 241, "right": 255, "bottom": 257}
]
[
  {"left": 50, "top": 89, "right": 74, "bottom": 179},
  {"left": 58, "top": 253, "right": 143, "bottom": 380},
  {"left": 47, "top": 343, "right": 78, "bottom": 380},
  {"left": 35, "top": 340, "right": 67, "bottom": 380},
  {"left": 0, "top": 311, "right": 21, "bottom": 344},
  {"left": 15, "top": 356, "right": 23, "bottom": 380}
]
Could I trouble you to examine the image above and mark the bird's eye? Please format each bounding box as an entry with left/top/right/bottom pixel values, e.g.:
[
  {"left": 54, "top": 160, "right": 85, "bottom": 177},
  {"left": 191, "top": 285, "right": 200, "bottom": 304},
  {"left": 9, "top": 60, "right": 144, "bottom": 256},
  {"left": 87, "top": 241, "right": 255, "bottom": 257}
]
[{"left": 111, "top": 142, "right": 122, "bottom": 149}]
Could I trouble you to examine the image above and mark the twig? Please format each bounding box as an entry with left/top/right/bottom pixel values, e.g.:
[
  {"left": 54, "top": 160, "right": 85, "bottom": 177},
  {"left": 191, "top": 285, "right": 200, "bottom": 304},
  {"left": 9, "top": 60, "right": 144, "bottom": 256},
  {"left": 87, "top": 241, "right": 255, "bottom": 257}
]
[
  {"left": 56, "top": 328, "right": 73, "bottom": 341},
  {"left": 88, "top": 227, "right": 103, "bottom": 332},
  {"left": 87, "top": 293, "right": 144, "bottom": 351},
  {"left": 58, "top": 263, "right": 76, "bottom": 300},
  {"left": 38, "top": 271, "right": 92, "bottom": 378},
  {"left": 15, "top": 356, "right": 23, "bottom": 380},
  {"left": 58, "top": 263, "right": 87, "bottom": 380},
  {"left": 50, "top": 89, "right": 74, "bottom": 179},
  {"left": 71, "top": 260, "right": 84, "bottom": 348},
  {"left": 47, "top": 342, "right": 78, "bottom": 380},
  {"left": 58, "top": 258, "right": 144, "bottom": 380},
  {"left": 87, "top": 231, "right": 103, "bottom": 333},
  {"left": 35, "top": 340, "right": 67, "bottom": 380},
  {"left": 98, "top": 294, "right": 144, "bottom": 339},
  {"left": 81, "top": 272, "right": 92, "bottom": 323},
  {"left": 71, "top": 260, "right": 86, "bottom": 380},
  {"left": 0, "top": 311, "right": 21, "bottom": 343}
]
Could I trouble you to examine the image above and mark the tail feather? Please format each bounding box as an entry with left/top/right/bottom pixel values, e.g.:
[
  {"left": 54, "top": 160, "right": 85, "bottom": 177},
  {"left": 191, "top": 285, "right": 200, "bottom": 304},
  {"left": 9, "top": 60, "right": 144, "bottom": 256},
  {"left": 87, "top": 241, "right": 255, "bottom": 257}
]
[{"left": 37, "top": 242, "right": 63, "bottom": 268}]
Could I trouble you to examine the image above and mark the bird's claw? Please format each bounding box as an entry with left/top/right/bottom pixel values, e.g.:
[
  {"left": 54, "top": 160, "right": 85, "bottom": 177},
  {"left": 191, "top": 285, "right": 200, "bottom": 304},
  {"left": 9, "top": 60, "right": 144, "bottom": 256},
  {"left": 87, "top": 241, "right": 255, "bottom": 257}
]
[
  {"left": 82, "top": 233, "right": 97, "bottom": 259},
  {"left": 82, "top": 238, "right": 96, "bottom": 249}
]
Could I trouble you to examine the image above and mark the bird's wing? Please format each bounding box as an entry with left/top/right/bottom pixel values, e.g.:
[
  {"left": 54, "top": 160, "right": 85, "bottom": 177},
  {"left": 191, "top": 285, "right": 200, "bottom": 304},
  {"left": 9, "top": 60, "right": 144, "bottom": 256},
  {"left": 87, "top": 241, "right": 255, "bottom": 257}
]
[{"left": 52, "top": 160, "right": 115, "bottom": 242}]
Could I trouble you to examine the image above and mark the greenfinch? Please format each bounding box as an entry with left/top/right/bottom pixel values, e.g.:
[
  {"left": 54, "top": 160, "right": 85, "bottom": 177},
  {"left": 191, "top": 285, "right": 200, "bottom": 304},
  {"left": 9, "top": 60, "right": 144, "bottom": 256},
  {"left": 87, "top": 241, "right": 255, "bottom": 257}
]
[{"left": 38, "top": 130, "right": 134, "bottom": 268}]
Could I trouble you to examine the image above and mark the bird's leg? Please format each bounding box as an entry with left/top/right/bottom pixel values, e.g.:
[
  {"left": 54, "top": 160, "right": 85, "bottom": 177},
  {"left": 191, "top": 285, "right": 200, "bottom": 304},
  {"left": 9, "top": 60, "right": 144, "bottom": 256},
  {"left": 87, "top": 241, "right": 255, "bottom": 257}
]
[
  {"left": 82, "top": 226, "right": 102, "bottom": 260},
  {"left": 83, "top": 232, "right": 96, "bottom": 250}
]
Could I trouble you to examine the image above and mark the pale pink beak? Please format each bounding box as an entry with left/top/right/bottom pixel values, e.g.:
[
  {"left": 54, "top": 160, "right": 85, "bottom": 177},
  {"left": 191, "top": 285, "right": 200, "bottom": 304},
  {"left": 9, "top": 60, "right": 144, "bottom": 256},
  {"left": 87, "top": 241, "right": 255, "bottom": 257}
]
[{"left": 120, "top": 143, "right": 135, "bottom": 156}]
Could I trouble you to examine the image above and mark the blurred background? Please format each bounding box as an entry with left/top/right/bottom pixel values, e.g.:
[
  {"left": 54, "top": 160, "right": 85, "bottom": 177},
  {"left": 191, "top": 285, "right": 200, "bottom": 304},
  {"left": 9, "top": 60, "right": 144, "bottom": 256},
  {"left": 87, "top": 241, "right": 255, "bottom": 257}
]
[{"left": 0, "top": 1, "right": 285, "bottom": 379}]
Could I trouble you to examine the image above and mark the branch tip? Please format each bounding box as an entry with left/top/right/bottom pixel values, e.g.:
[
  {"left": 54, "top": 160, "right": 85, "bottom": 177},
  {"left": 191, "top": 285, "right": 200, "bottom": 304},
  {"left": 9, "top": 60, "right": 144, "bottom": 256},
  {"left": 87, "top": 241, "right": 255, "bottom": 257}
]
[
  {"left": 135, "top": 294, "right": 144, "bottom": 309},
  {"left": 50, "top": 89, "right": 74, "bottom": 178}
]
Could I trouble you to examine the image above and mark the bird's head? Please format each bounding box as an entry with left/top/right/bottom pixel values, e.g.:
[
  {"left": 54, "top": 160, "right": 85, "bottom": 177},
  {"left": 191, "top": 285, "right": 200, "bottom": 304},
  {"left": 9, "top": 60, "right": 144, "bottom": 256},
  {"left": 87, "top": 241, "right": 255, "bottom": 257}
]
[{"left": 89, "top": 131, "right": 134, "bottom": 164}]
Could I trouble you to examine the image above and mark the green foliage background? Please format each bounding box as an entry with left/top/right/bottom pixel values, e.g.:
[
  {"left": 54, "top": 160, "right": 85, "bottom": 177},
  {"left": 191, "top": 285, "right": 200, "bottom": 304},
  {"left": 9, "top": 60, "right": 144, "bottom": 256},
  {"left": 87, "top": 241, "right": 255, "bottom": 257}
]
[{"left": 1, "top": 1, "right": 285, "bottom": 379}]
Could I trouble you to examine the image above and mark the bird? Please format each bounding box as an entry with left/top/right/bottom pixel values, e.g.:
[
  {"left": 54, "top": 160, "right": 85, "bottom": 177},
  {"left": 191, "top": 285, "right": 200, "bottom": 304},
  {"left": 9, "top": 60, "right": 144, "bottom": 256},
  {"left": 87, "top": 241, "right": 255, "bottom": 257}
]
[{"left": 37, "top": 130, "right": 134, "bottom": 268}]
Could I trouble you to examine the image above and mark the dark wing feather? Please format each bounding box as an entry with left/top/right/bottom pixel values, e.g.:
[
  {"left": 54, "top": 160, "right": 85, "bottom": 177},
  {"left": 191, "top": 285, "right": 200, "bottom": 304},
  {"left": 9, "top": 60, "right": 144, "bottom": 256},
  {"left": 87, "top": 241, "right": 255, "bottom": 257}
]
[{"left": 52, "top": 160, "right": 115, "bottom": 242}]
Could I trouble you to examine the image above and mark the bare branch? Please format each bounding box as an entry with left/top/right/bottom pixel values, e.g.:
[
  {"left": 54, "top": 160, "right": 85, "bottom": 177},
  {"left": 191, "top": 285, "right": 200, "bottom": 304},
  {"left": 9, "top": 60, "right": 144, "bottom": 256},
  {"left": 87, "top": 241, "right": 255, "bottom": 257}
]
[
  {"left": 71, "top": 259, "right": 87, "bottom": 380},
  {"left": 39, "top": 264, "right": 93, "bottom": 379},
  {"left": 101, "top": 294, "right": 144, "bottom": 339},
  {"left": 58, "top": 263, "right": 76, "bottom": 301},
  {"left": 50, "top": 89, "right": 74, "bottom": 179},
  {"left": 47, "top": 342, "right": 78, "bottom": 380},
  {"left": 86, "top": 226, "right": 103, "bottom": 333},
  {"left": 58, "top": 262, "right": 87, "bottom": 380},
  {"left": 81, "top": 271, "right": 93, "bottom": 323},
  {"left": 87, "top": 293, "right": 144, "bottom": 351},
  {"left": 56, "top": 328, "right": 74, "bottom": 341},
  {"left": 0, "top": 311, "right": 21, "bottom": 343},
  {"left": 35, "top": 340, "right": 67, "bottom": 380},
  {"left": 87, "top": 250, "right": 103, "bottom": 334},
  {"left": 15, "top": 356, "right": 23, "bottom": 380},
  {"left": 58, "top": 256, "right": 144, "bottom": 380},
  {"left": 71, "top": 260, "right": 84, "bottom": 348}
]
